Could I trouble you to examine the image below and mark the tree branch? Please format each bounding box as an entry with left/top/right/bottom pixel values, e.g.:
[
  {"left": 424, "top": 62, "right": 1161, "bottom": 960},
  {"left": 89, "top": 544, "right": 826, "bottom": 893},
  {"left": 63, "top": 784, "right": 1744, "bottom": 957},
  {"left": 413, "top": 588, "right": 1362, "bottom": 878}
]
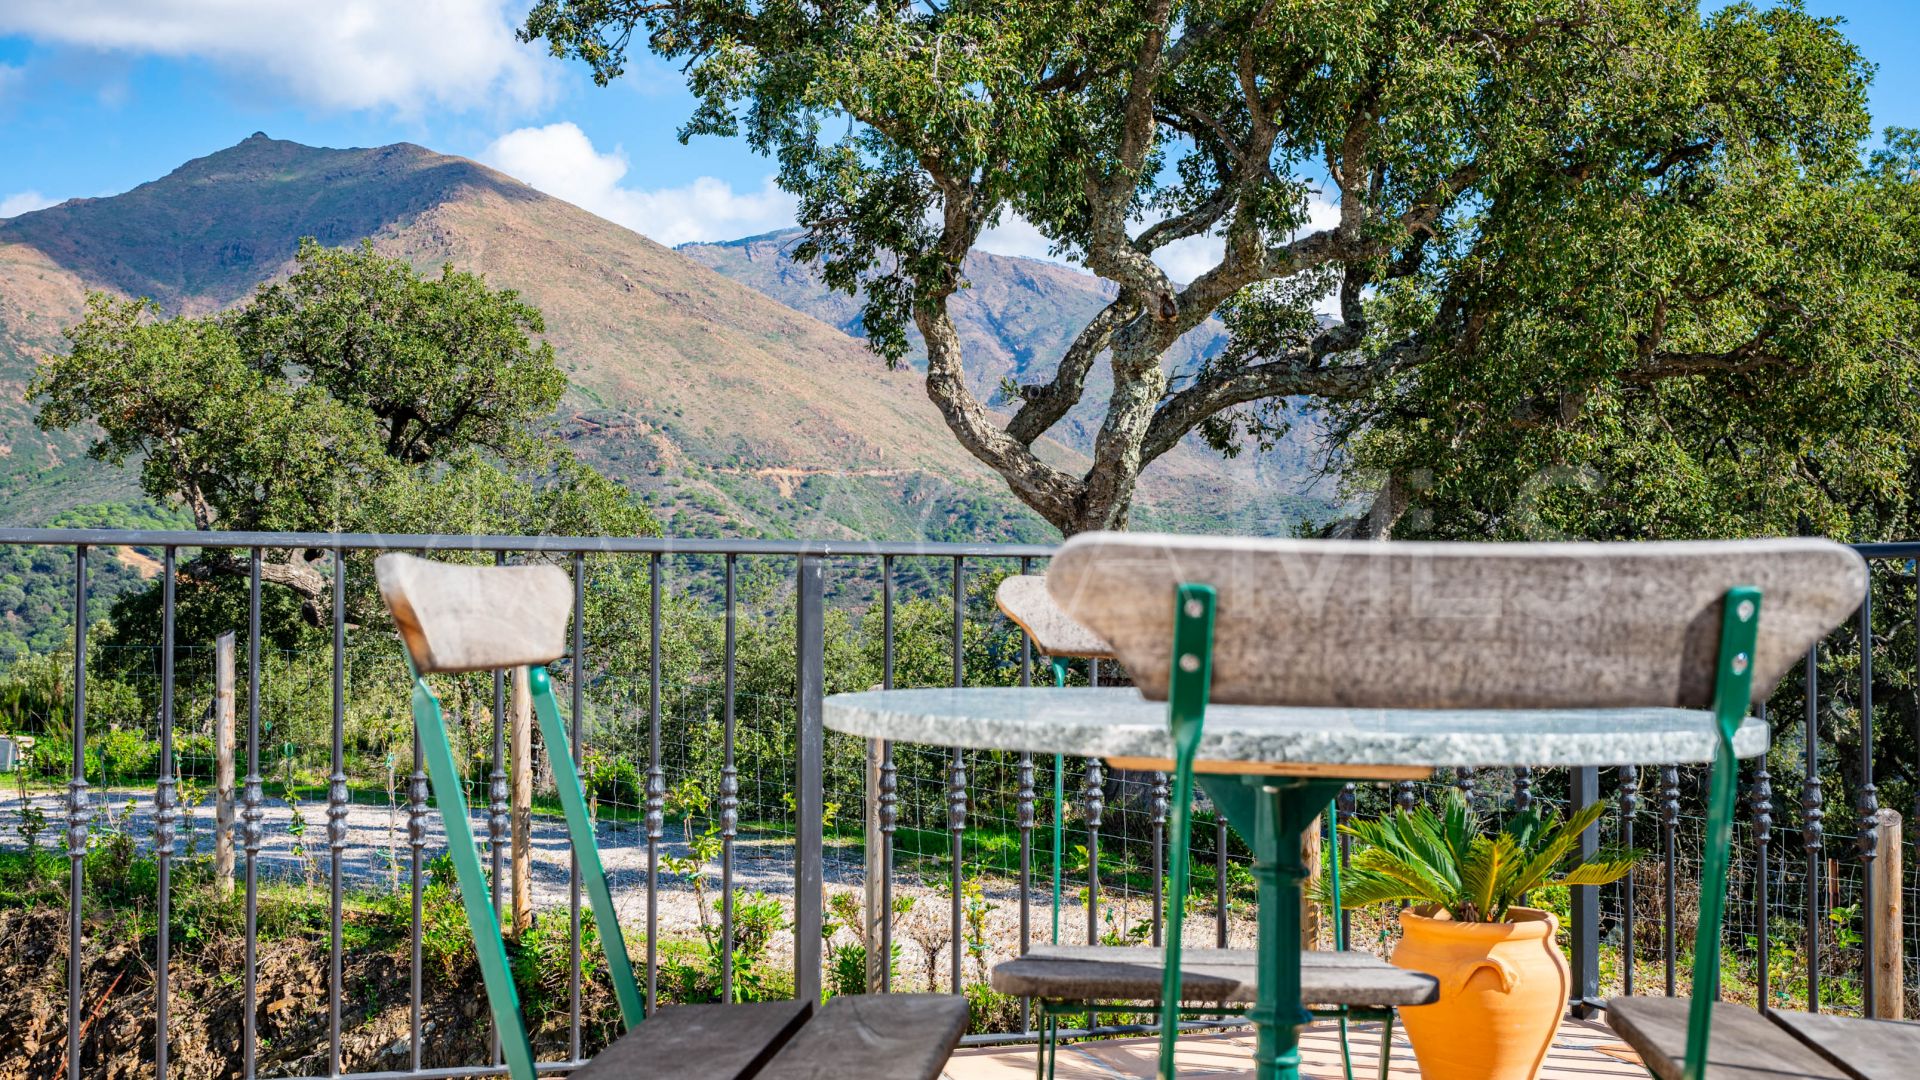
[
  {"left": 1623, "top": 346, "right": 1789, "bottom": 383},
  {"left": 919, "top": 300, "right": 1084, "bottom": 526},
  {"left": 1081, "top": 0, "right": 1178, "bottom": 304},
  {"left": 911, "top": 175, "right": 1084, "bottom": 528},
  {"left": 1005, "top": 297, "right": 1136, "bottom": 444},
  {"left": 185, "top": 550, "right": 333, "bottom": 626},
  {"left": 1139, "top": 333, "right": 1428, "bottom": 466}
]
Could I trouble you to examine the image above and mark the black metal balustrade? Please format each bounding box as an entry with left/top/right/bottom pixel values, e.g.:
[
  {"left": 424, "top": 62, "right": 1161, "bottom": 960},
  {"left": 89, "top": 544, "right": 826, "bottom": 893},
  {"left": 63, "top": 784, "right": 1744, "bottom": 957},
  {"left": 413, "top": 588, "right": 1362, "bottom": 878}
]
[{"left": 1, "top": 527, "right": 1916, "bottom": 1078}]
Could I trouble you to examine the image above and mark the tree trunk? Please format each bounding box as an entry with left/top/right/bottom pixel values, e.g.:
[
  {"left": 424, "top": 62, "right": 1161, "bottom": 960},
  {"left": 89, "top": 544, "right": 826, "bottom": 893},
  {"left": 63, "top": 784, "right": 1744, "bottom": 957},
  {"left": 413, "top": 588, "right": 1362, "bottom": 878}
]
[
  {"left": 213, "top": 632, "right": 236, "bottom": 897},
  {"left": 1074, "top": 334, "right": 1169, "bottom": 533},
  {"left": 913, "top": 299, "right": 1084, "bottom": 532}
]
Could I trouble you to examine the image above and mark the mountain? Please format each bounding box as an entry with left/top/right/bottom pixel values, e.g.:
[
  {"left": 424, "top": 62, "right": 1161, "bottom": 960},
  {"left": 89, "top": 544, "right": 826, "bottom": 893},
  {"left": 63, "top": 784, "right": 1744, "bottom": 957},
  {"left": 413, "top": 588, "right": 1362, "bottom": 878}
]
[
  {"left": 676, "top": 230, "right": 1231, "bottom": 424},
  {"left": 679, "top": 229, "right": 1332, "bottom": 493},
  {"left": 0, "top": 134, "right": 1332, "bottom": 539}
]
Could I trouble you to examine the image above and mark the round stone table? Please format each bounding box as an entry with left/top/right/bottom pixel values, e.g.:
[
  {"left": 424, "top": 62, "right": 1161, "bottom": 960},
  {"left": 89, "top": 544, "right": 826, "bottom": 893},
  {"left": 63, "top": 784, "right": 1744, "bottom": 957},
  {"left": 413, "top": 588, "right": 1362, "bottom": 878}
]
[{"left": 824, "top": 686, "right": 1766, "bottom": 1079}]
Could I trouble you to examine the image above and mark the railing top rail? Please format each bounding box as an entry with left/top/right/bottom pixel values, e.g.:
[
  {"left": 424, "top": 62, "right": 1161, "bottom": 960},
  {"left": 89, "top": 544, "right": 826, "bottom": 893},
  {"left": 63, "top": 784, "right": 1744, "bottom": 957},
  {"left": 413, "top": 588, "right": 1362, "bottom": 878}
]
[
  {"left": 1, "top": 525, "right": 1913, "bottom": 562},
  {"left": 0, "top": 527, "right": 1059, "bottom": 559},
  {"left": 1845, "top": 541, "right": 1920, "bottom": 559}
]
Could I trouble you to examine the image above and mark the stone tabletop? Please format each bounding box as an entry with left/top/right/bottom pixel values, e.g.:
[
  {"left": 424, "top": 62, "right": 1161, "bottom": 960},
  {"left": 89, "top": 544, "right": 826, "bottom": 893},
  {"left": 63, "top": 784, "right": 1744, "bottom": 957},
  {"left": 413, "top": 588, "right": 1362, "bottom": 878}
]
[{"left": 822, "top": 687, "right": 1767, "bottom": 769}]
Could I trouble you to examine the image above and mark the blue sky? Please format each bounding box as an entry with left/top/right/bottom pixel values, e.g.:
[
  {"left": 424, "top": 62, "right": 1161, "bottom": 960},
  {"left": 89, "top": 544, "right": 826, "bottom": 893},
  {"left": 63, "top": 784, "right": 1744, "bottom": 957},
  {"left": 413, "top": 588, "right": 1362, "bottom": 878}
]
[{"left": 0, "top": 1, "right": 1914, "bottom": 260}]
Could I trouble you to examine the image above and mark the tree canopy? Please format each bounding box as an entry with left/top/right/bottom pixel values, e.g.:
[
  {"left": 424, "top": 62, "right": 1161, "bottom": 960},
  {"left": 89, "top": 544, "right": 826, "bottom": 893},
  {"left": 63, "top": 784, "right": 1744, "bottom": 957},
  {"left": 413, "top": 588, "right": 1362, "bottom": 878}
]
[
  {"left": 524, "top": 0, "right": 1915, "bottom": 539},
  {"left": 32, "top": 239, "right": 657, "bottom": 625}
]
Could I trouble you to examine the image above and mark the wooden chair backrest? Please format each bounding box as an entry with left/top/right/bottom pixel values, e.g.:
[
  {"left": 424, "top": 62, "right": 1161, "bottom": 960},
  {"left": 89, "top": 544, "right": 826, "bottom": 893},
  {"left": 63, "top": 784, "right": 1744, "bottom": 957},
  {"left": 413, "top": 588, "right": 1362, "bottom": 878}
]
[
  {"left": 995, "top": 575, "right": 1113, "bottom": 659},
  {"left": 375, "top": 554, "right": 572, "bottom": 674},
  {"left": 1047, "top": 534, "right": 1866, "bottom": 709}
]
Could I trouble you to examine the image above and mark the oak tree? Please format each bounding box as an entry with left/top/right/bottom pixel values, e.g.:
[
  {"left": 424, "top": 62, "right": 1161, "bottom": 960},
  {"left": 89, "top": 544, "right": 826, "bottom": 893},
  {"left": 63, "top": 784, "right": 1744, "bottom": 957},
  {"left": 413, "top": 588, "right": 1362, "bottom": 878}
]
[
  {"left": 525, "top": 0, "right": 1902, "bottom": 537},
  {"left": 33, "top": 240, "right": 656, "bottom": 623}
]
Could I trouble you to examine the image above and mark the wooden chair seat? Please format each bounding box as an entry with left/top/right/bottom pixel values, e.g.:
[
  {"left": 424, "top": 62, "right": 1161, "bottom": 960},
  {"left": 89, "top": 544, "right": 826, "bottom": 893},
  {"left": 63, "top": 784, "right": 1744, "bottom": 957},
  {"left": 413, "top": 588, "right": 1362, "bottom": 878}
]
[
  {"left": 1605, "top": 996, "right": 1920, "bottom": 1080},
  {"left": 572, "top": 994, "right": 970, "bottom": 1080},
  {"left": 991, "top": 944, "right": 1438, "bottom": 1008}
]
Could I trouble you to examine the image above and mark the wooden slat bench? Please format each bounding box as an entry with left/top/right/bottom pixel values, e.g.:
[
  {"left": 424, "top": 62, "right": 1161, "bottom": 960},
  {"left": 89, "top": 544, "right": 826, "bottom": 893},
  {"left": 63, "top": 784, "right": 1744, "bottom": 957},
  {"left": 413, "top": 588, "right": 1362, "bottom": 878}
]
[
  {"left": 991, "top": 944, "right": 1438, "bottom": 1009},
  {"left": 1606, "top": 996, "right": 1920, "bottom": 1080},
  {"left": 571, "top": 994, "right": 971, "bottom": 1080}
]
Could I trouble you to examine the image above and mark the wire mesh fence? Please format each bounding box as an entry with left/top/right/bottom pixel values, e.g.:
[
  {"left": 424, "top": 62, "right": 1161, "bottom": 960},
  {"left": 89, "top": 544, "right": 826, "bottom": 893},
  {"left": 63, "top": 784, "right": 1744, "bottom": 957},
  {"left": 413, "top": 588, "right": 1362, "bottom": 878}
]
[{"left": 0, "top": 529, "right": 1915, "bottom": 1078}]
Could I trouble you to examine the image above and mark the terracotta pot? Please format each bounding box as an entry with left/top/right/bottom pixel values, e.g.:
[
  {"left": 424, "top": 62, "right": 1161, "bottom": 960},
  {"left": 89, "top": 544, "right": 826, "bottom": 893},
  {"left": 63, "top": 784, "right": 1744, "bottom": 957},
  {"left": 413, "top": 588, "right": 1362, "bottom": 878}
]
[{"left": 1390, "top": 906, "right": 1569, "bottom": 1080}]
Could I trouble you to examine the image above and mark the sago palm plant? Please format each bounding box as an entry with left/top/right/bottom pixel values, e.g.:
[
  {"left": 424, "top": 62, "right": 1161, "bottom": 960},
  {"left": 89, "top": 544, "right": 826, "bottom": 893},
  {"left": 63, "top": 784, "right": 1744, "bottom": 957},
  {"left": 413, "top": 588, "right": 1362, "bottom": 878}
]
[{"left": 1332, "top": 790, "right": 1640, "bottom": 923}]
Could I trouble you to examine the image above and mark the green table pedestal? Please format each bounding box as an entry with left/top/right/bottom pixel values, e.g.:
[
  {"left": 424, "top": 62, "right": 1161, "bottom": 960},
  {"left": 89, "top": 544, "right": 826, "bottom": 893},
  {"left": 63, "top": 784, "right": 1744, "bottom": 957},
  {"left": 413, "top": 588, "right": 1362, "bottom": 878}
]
[{"left": 1201, "top": 775, "right": 1346, "bottom": 1080}]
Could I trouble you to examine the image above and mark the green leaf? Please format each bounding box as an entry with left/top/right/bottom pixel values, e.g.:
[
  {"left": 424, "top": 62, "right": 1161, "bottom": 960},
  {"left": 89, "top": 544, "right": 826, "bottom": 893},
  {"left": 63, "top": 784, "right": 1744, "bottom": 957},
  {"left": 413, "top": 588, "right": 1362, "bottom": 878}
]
[
  {"left": 1338, "top": 789, "right": 1645, "bottom": 922},
  {"left": 1553, "top": 849, "right": 1643, "bottom": 888}
]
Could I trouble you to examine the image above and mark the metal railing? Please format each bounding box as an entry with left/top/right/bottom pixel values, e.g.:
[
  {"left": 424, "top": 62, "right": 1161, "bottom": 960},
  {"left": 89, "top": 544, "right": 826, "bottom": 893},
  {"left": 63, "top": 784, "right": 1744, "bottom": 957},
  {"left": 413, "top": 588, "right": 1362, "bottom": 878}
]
[{"left": 0, "top": 527, "right": 1915, "bottom": 1078}]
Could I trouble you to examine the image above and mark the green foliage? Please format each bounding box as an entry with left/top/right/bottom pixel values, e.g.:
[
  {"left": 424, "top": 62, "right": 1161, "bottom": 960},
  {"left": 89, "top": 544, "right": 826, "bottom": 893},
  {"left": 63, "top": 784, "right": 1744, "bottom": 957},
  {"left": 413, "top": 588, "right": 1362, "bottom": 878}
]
[
  {"left": 32, "top": 240, "right": 583, "bottom": 533},
  {"left": 418, "top": 854, "right": 477, "bottom": 978},
  {"left": 1333, "top": 789, "right": 1640, "bottom": 923},
  {"left": 236, "top": 240, "right": 568, "bottom": 467},
  {"left": 0, "top": 502, "right": 187, "bottom": 662},
  {"left": 961, "top": 982, "right": 1024, "bottom": 1036},
  {"left": 32, "top": 238, "right": 657, "bottom": 661},
  {"left": 15, "top": 805, "right": 46, "bottom": 853},
  {"left": 96, "top": 726, "right": 160, "bottom": 778},
  {"left": 828, "top": 942, "right": 871, "bottom": 999},
  {"left": 525, "top": 0, "right": 1913, "bottom": 537},
  {"left": 1098, "top": 905, "right": 1153, "bottom": 948},
  {"left": 581, "top": 749, "right": 643, "bottom": 807},
  {"left": 722, "top": 890, "right": 791, "bottom": 1000},
  {"left": 1827, "top": 902, "right": 1863, "bottom": 951},
  {"left": 958, "top": 877, "right": 995, "bottom": 981}
]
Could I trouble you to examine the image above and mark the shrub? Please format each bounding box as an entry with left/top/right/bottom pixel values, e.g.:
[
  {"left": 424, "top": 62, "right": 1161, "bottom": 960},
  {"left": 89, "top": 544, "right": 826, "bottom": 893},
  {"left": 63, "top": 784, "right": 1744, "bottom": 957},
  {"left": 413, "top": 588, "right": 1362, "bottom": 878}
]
[
  {"left": 963, "top": 982, "right": 1023, "bottom": 1035},
  {"left": 580, "top": 749, "right": 641, "bottom": 808}
]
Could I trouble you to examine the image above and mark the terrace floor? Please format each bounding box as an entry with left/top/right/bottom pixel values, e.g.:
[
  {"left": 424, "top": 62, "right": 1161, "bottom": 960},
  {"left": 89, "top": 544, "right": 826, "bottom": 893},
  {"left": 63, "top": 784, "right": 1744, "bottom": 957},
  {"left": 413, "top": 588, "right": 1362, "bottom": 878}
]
[{"left": 943, "top": 1016, "right": 1645, "bottom": 1078}]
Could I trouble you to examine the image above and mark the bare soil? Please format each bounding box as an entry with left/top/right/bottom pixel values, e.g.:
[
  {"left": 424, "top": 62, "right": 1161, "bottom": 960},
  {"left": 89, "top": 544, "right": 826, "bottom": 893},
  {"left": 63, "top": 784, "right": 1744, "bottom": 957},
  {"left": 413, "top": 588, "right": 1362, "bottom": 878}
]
[{"left": 0, "top": 905, "right": 621, "bottom": 1080}]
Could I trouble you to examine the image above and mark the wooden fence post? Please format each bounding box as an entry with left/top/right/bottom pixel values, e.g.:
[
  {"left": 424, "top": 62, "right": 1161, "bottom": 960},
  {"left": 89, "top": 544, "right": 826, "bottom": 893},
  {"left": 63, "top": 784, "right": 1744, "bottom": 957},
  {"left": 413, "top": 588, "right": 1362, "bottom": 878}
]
[
  {"left": 1872, "top": 808, "right": 1902, "bottom": 1019},
  {"left": 865, "top": 737, "right": 886, "bottom": 991},
  {"left": 1303, "top": 814, "right": 1322, "bottom": 950},
  {"left": 511, "top": 665, "right": 533, "bottom": 938},
  {"left": 213, "top": 631, "right": 236, "bottom": 897}
]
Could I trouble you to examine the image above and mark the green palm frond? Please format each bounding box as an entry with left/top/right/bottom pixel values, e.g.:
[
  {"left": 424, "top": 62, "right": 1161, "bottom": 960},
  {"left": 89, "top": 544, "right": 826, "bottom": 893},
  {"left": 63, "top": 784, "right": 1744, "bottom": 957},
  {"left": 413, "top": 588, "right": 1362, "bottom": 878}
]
[
  {"left": 1459, "top": 833, "right": 1516, "bottom": 921},
  {"left": 1339, "top": 811, "right": 1455, "bottom": 894},
  {"left": 1335, "top": 789, "right": 1645, "bottom": 923},
  {"left": 1553, "top": 848, "right": 1640, "bottom": 888},
  {"left": 1502, "top": 806, "right": 1544, "bottom": 851},
  {"left": 1337, "top": 874, "right": 1442, "bottom": 910},
  {"left": 1348, "top": 844, "right": 1456, "bottom": 902},
  {"left": 1441, "top": 793, "right": 1475, "bottom": 867},
  {"left": 1342, "top": 847, "right": 1459, "bottom": 908},
  {"left": 1397, "top": 806, "right": 1464, "bottom": 895},
  {"left": 1504, "top": 799, "right": 1614, "bottom": 897}
]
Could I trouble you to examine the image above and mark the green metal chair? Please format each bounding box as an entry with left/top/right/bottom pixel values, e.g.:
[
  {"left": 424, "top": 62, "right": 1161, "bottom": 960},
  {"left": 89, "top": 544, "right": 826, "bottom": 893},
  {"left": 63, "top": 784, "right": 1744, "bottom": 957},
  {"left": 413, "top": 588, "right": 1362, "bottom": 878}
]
[
  {"left": 1044, "top": 534, "right": 1868, "bottom": 1080},
  {"left": 375, "top": 553, "right": 642, "bottom": 1080},
  {"left": 994, "top": 575, "right": 1423, "bottom": 1080}
]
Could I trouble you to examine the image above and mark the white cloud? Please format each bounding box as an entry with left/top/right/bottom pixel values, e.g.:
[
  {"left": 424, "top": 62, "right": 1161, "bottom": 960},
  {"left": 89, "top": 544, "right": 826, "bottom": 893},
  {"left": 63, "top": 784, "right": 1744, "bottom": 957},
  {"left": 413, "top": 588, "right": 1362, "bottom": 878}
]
[
  {"left": 977, "top": 213, "right": 1066, "bottom": 264},
  {"left": 482, "top": 122, "right": 798, "bottom": 246},
  {"left": 1151, "top": 233, "right": 1226, "bottom": 285},
  {"left": 0, "top": 1, "right": 550, "bottom": 115},
  {"left": 0, "top": 191, "right": 57, "bottom": 218},
  {"left": 0, "top": 63, "right": 23, "bottom": 102}
]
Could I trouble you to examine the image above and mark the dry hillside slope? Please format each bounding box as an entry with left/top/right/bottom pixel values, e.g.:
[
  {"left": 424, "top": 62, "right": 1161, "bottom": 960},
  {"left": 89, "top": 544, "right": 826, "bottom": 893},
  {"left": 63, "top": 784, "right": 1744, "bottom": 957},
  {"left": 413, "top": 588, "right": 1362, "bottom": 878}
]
[{"left": 0, "top": 134, "right": 1328, "bottom": 538}]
